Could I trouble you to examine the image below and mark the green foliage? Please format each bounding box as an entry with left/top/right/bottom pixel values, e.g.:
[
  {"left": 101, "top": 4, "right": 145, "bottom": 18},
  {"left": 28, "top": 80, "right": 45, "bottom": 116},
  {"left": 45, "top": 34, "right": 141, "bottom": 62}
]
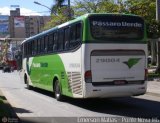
[
  {"left": 43, "top": 0, "right": 160, "bottom": 39},
  {"left": 147, "top": 20, "right": 160, "bottom": 39},
  {"left": 148, "top": 73, "right": 160, "bottom": 78},
  {"left": 51, "top": 0, "right": 66, "bottom": 15},
  {"left": 73, "top": 0, "right": 120, "bottom": 16},
  {"left": 72, "top": 0, "right": 159, "bottom": 39},
  {"left": 43, "top": 11, "right": 72, "bottom": 30},
  {"left": 124, "top": 0, "right": 157, "bottom": 39},
  {"left": 125, "top": 0, "right": 156, "bottom": 20},
  {"left": 43, "top": 8, "right": 74, "bottom": 31},
  {"left": 42, "top": 0, "right": 74, "bottom": 30}
]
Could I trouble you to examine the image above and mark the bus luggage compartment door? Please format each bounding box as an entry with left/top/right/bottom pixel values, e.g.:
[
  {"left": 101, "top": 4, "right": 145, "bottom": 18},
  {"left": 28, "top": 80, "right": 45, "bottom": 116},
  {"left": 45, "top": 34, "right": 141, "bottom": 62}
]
[{"left": 90, "top": 50, "right": 146, "bottom": 84}]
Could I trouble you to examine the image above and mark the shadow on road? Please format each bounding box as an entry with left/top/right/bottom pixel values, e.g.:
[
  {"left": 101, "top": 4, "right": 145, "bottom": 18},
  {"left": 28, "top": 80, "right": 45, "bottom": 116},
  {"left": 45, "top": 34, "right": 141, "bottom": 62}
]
[
  {"left": 30, "top": 87, "right": 160, "bottom": 119},
  {"left": 67, "top": 97, "right": 160, "bottom": 119},
  {"left": 13, "top": 107, "right": 32, "bottom": 114}
]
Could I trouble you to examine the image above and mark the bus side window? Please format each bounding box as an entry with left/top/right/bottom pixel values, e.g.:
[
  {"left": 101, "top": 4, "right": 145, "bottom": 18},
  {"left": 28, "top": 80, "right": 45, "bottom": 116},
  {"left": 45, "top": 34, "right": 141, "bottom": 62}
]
[
  {"left": 44, "top": 35, "right": 48, "bottom": 53},
  {"left": 64, "top": 27, "right": 69, "bottom": 50},
  {"left": 28, "top": 41, "right": 32, "bottom": 56},
  {"left": 53, "top": 32, "right": 58, "bottom": 52},
  {"left": 76, "top": 23, "right": 81, "bottom": 41},
  {"left": 48, "top": 33, "right": 54, "bottom": 53},
  {"left": 26, "top": 42, "right": 28, "bottom": 56},
  {"left": 25, "top": 43, "right": 27, "bottom": 57},
  {"left": 58, "top": 29, "right": 64, "bottom": 51},
  {"left": 70, "top": 23, "right": 82, "bottom": 49},
  {"left": 70, "top": 25, "right": 76, "bottom": 49},
  {"left": 34, "top": 40, "right": 37, "bottom": 55},
  {"left": 37, "top": 38, "right": 41, "bottom": 54},
  {"left": 26, "top": 43, "right": 28, "bottom": 57},
  {"left": 24, "top": 43, "right": 26, "bottom": 57},
  {"left": 41, "top": 37, "right": 44, "bottom": 53},
  {"left": 32, "top": 40, "right": 35, "bottom": 55}
]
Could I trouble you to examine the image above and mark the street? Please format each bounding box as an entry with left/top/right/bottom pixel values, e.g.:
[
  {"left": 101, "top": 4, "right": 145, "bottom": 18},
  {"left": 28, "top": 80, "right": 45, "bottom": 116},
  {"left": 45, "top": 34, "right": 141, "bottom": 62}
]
[{"left": 0, "top": 70, "right": 160, "bottom": 122}]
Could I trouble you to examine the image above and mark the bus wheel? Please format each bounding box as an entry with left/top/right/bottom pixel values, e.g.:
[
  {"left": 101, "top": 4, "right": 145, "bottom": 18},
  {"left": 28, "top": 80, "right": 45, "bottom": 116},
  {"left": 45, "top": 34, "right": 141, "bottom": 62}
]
[
  {"left": 25, "top": 76, "right": 31, "bottom": 90},
  {"left": 27, "top": 82, "right": 31, "bottom": 90},
  {"left": 54, "top": 80, "right": 63, "bottom": 101}
]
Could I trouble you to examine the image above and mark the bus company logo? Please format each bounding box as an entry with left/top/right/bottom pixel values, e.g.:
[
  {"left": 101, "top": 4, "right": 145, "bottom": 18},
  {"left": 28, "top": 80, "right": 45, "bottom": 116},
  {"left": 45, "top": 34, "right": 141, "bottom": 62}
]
[
  {"left": 123, "top": 58, "right": 141, "bottom": 69},
  {"left": 92, "top": 21, "right": 142, "bottom": 28}
]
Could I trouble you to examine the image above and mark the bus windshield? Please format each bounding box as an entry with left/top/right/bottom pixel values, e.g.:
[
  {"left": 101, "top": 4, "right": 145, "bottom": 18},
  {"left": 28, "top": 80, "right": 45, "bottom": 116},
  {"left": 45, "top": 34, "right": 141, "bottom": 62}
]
[{"left": 89, "top": 15, "right": 144, "bottom": 40}]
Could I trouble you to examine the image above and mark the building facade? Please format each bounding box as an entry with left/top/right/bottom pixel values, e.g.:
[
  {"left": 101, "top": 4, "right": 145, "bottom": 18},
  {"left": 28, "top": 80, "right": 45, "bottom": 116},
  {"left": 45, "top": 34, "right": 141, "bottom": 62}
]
[
  {"left": 0, "top": 7, "right": 51, "bottom": 68},
  {"left": 9, "top": 8, "right": 51, "bottom": 38}
]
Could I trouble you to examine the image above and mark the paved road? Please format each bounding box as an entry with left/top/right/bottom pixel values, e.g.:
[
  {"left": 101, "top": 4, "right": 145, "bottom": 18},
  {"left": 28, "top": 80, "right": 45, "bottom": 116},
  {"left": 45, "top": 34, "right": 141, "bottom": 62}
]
[{"left": 0, "top": 71, "right": 160, "bottom": 122}]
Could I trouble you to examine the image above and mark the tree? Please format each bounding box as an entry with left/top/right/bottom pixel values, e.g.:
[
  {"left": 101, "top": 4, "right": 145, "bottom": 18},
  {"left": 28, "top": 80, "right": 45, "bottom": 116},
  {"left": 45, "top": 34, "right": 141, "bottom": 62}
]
[
  {"left": 73, "top": 0, "right": 121, "bottom": 16},
  {"left": 125, "top": 0, "right": 156, "bottom": 23},
  {"left": 42, "top": 10, "right": 71, "bottom": 30},
  {"left": 42, "top": 0, "right": 73, "bottom": 30},
  {"left": 51, "top": 0, "right": 66, "bottom": 15},
  {"left": 123, "top": 0, "right": 160, "bottom": 38},
  {"left": 73, "top": 0, "right": 157, "bottom": 37},
  {"left": 125, "top": 0, "right": 160, "bottom": 70},
  {"left": 43, "top": 0, "right": 121, "bottom": 30},
  {"left": 51, "top": 0, "right": 72, "bottom": 16}
]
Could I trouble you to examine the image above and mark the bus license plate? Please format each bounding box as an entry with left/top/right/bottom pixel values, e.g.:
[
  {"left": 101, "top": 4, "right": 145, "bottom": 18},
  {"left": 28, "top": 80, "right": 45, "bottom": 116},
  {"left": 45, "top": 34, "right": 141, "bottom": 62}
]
[{"left": 114, "top": 80, "right": 126, "bottom": 85}]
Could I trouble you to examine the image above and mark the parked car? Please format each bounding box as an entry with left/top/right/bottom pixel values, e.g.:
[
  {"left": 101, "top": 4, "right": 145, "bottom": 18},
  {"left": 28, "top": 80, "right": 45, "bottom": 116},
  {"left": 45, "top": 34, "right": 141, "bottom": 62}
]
[
  {"left": 148, "top": 55, "right": 152, "bottom": 64},
  {"left": 3, "top": 65, "right": 11, "bottom": 73},
  {"left": 0, "top": 64, "right": 3, "bottom": 70}
]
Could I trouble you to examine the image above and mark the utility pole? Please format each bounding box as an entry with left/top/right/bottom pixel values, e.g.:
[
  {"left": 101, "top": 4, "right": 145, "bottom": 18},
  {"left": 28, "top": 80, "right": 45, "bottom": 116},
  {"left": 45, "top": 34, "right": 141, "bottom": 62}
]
[
  {"left": 156, "top": 0, "right": 160, "bottom": 20},
  {"left": 68, "top": 0, "right": 70, "bottom": 9},
  {"left": 68, "top": 0, "right": 71, "bottom": 18},
  {"left": 156, "top": 0, "right": 160, "bottom": 72}
]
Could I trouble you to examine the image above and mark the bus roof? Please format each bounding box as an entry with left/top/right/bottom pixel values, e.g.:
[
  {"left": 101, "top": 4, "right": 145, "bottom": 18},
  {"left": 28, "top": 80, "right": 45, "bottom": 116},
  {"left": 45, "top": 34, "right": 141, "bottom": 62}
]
[{"left": 21, "top": 13, "right": 143, "bottom": 44}]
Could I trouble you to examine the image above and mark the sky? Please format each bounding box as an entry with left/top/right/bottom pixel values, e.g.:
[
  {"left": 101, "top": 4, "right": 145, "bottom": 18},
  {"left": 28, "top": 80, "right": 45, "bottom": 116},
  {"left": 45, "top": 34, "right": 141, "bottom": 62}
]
[{"left": 0, "top": 0, "right": 55, "bottom": 16}]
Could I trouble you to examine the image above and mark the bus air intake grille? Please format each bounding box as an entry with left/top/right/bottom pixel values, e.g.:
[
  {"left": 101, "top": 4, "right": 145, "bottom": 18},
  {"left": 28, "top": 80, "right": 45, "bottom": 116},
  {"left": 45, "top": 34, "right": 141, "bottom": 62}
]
[{"left": 67, "top": 72, "right": 82, "bottom": 95}]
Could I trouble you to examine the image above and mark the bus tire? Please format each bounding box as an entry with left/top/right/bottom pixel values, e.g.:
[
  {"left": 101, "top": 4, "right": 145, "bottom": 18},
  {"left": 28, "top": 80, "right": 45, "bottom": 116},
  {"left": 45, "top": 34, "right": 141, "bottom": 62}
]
[
  {"left": 54, "top": 80, "right": 63, "bottom": 101},
  {"left": 25, "top": 75, "right": 31, "bottom": 90}
]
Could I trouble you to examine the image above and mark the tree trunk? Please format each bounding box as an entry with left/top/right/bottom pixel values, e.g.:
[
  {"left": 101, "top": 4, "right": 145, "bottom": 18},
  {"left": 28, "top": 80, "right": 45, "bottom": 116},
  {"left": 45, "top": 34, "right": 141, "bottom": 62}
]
[
  {"left": 151, "top": 39, "right": 157, "bottom": 65},
  {"left": 156, "top": 39, "right": 160, "bottom": 73}
]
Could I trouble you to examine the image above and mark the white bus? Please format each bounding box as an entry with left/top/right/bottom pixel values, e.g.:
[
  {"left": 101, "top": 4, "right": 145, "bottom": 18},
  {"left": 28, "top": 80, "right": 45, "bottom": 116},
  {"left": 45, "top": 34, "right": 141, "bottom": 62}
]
[{"left": 21, "top": 13, "right": 148, "bottom": 101}]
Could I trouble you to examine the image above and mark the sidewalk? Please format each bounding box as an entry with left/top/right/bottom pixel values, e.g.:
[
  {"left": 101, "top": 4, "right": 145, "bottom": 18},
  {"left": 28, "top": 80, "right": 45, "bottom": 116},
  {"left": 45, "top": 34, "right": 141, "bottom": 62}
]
[
  {"left": 147, "top": 66, "right": 160, "bottom": 96},
  {"left": 147, "top": 80, "right": 160, "bottom": 97}
]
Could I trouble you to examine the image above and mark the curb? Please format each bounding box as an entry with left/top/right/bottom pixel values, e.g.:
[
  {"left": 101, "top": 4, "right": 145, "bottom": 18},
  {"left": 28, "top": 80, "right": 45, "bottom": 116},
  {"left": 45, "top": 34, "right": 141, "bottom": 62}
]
[{"left": 146, "top": 92, "right": 160, "bottom": 97}]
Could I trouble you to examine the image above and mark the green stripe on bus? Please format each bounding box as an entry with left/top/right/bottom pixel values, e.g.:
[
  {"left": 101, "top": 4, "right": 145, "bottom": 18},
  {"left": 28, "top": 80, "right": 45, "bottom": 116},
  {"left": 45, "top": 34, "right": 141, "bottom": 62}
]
[{"left": 30, "top": 54, "right": 73, "bottom": 97}]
